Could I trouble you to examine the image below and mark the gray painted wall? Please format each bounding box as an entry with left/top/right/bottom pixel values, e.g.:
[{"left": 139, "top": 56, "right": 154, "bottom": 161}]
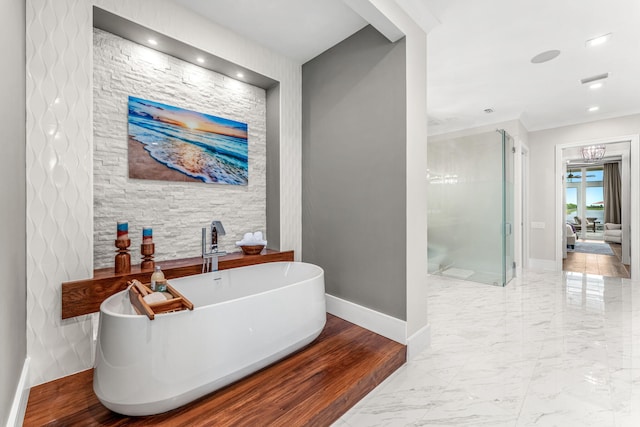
[
  {"left": 302, "top": 25, "right": 407, "bottom": 320},
  {"left": 0, "top": 0, "right": 27, "bottom": 422},
  {"left": 266, "top": 85, "right": 281, "bottom": 250}
]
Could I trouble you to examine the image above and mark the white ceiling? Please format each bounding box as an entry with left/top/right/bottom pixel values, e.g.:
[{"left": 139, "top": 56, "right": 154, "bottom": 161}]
[
  {"left": 173, "top": 0, "right": 367, "bottom": 63},
  {"left": 173, "top": 0, "right": 640, "bottom": 135},
  {"left": 425, "top": 0, "right": 640, "bottom": 134}
]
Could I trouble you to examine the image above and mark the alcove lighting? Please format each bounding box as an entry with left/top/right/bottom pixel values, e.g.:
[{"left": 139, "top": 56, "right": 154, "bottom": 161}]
[
  {"left": 196, "top": 57, "right": 205, "bottom": 64},
  {"left": 148, "top": 38, "right": 158, "bottom": 46},
  {"left": 589, "top": 82, "right": 603, "bottom": 90},
  {"left": 588, "top": 106, "right": 600, "bottom": 112},
  {"left": 236, "top": 72, "right": 244, "bottom": 78},
  {"left": 581, "top": 145, "right": 606, "bottom": 163}
]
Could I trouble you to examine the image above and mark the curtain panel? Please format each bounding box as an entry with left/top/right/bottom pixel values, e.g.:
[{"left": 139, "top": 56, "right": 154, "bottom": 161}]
[{"left": 603, "top": 162, "right": 621, "bottom": 224}]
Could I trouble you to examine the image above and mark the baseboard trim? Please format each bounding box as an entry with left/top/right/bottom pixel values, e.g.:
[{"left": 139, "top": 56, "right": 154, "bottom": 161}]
[
  {"left": 7, "top": 357, "right": 30, "bottom": 427},
  {"left": 407, "top": 323, "right": 431, "bottom": 360},
  {"left": 325, "top": 294, "right": 406, "bottom": 345},
  {"left": 528, "top": 258, "right": 558, "bottom": 271}
]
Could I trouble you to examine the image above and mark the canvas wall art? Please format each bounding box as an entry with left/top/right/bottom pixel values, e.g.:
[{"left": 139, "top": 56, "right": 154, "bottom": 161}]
[{"left": 128, "top": 96, "right": 249, "bottom": 185}]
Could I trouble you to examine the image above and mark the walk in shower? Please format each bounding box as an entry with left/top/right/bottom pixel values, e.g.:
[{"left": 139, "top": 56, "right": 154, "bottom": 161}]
[{"left": 427, "top": 129, "right": 514, "bottom": 286}]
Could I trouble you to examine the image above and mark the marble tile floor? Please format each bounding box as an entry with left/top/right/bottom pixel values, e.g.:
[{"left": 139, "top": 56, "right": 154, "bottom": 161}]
[{"left": 334, "top": 270, "right": 640, "bottom": 426}]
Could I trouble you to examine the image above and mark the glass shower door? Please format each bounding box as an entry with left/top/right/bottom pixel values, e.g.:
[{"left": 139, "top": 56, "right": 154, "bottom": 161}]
[{"left": 427, "top": 129, "right": 514, "bottom": 286}]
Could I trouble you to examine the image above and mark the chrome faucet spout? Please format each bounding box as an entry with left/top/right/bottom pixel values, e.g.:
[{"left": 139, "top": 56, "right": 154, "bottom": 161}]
[
  {"left": 202, "top": 222, "right": 226, "bottom": 273},
  {"left": 210, "top": 220, "right": 226, "bottom": 253}
]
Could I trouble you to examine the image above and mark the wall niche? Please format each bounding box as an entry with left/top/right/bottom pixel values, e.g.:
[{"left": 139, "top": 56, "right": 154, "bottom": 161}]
[{"left": 93, "top": 27, "right": 268, "bottom": 268}]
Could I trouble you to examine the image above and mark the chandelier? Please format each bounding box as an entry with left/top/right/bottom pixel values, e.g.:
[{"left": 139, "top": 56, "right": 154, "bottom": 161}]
[{"left": 581, "top": 145, "right": 606, "bottom": 163}]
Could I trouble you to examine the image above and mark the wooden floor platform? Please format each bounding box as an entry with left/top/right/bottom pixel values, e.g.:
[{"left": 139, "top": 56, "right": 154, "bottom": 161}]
[{"left": 24, "top": 314, "right": 406, "bottom": 426}]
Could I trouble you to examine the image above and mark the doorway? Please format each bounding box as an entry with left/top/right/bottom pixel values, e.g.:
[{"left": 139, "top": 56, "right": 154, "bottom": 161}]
[
  {"left": 565, "top": 164, "right": 605, "bottom": 241},
  {"left": 555, "top": 135, "right": 639, "bottom": 279},
  {"left": 564, "top": 161, "right": 628, "bottom": 277}
]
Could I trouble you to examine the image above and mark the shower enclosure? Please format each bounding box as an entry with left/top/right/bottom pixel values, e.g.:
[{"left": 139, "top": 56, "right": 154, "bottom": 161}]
[{"left": 427, "top": 129, "right": 515, "bottom": 286}]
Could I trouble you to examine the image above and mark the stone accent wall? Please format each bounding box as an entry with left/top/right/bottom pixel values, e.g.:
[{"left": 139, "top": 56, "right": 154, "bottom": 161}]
[{"left": 93, "top": 28, "right": 266, "bottom": 268}]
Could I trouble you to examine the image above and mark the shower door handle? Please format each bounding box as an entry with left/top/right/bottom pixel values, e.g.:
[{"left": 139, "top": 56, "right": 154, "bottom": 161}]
[{"left": 505, "top": 223, "right": 512, "bottom": 236}]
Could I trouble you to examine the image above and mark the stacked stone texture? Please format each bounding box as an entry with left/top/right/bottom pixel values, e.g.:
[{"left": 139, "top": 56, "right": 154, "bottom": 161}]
[{"left": 93, "top": 29, "right": 266, "bottom": 268}]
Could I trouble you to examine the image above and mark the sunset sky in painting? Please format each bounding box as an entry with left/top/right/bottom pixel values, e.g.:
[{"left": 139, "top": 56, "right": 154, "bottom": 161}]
[{"left": 128, "top": 96, "right": 248, "bottom": 139}]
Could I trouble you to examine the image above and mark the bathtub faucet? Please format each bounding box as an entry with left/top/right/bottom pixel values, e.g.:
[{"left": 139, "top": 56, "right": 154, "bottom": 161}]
[{"left": 202, "top": 221, "right": 226, "bottom": 273}]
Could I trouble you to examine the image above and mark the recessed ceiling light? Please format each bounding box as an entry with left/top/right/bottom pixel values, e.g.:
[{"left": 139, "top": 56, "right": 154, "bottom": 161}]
[
  {"left": 588, "top": 106, "right": 600, "bottom": 112},
  {"left": 236, "top": 72, "right": 244, "bottom": 78},
  {"left": 196, "top": 57, "right": 205, "bottom": 64},
  {"left": 589, "top": 82, "right": 603, "bottom": 90},
  {"left": 148, "top": 39, "right": 158, "bottom": 46},
  {"left": 586, "top": 33, "right": 612, "bottom": 47},
  {"left": 530, "top": 49, "right": 561, "bottom": 64}
]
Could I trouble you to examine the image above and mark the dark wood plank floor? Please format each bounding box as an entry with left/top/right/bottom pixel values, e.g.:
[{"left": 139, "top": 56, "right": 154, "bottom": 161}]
[{"left": 24, "top": 314, "right": 406, "bottom": 426}]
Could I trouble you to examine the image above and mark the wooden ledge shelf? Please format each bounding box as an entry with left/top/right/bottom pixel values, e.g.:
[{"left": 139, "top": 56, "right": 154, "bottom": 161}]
[{"left": 61, "top": 249, "right": 294, "bottom": 319}]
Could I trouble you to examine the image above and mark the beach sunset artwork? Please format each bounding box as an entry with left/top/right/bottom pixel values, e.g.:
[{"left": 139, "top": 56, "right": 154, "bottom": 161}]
[{"left": 128, "top": 96, "right": 248, "bottom": 185}]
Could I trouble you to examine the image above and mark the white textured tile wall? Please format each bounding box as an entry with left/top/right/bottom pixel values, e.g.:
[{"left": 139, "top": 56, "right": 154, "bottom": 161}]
[
  {"left": 26, "top": 0, "right": 94, "bottom": 386},
  {"left": 26, "top": 0, "right": 301, "bottom": 386},
  {"left": 93, "top": 29, "right": 266, "bottom": 268}
]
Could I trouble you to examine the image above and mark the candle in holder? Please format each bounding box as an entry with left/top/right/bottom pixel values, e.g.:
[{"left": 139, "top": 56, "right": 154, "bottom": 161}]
[
  {"left": 116, "top": 221, "right": 128, "bottom": 240},
  {"left": 140, "top": 226, "right": 155, "bottom": 270},
  {"left": 115, "top": 221, "right": 131, "bottom": 273},
  {"left": 142, "top": 227, "right": 153, "bottom": 243}
]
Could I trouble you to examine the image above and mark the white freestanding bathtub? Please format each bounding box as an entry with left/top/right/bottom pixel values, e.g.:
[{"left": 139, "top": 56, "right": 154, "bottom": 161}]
[{"left": 93, "top": 261, "right": 326, "bottom": 416}]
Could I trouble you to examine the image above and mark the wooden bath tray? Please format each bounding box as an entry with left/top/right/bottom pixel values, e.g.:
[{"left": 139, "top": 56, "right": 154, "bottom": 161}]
[{"left": 128, "top": 279, "right": 194, "bottom": 320}]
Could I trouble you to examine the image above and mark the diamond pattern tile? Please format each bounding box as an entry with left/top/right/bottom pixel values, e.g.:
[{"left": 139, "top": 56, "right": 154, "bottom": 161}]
[{"left": 26, "top": 0, "right": 94, "bottom": 386}]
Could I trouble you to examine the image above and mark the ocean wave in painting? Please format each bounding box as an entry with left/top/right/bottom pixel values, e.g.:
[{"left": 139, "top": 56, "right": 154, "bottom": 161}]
[{"left": 128, "top": 96, "right": 249, "bottom": 185}]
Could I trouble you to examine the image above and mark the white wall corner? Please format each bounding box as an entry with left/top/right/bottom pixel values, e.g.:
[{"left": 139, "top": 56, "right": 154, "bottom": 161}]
[
  {"left": 325, "top": 294, "right": 407, "bottom": 345},
  {"left": 406, "top": 322, "right": 430, "bottom": 360},
  {"left": 7, "top": 357, "right": 30, "bottom": 427},
  {"left": 342, "top": 0, "right": 405, "bottom": 42}
]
